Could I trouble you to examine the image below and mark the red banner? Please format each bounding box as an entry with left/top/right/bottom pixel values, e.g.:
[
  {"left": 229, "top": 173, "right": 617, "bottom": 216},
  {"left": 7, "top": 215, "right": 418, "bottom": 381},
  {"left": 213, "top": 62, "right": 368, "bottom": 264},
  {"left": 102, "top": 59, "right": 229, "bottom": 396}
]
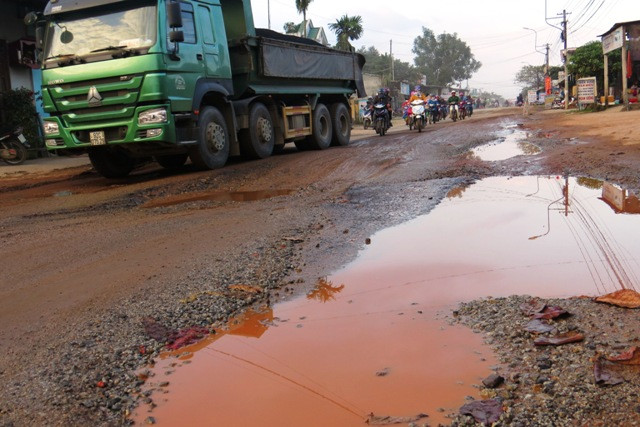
[{"left": 545, "top": 76, "right": 552, "bottom": 94}]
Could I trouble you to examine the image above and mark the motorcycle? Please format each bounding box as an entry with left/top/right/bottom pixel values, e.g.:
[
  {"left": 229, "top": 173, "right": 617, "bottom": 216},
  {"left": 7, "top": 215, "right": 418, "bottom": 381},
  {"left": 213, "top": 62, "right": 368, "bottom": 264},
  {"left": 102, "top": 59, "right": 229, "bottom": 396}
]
[
  {"left": 428, "top": 102, "right": 440, "bottom": 124},
  {"left": 409, "top": 99, "right": 427, "bottom": 132},
  {"left": 465, "top": 100, "right": 473, "bottom": 117},
  {"left": 373, "top": 103, "right": 390, "bottom": 136},
  {"left": 0, "top": 127, "right": 30, "bottom": 165},
  {"left": 458, "top": 101, "right": 467, "bottom": 120},
  {"left": 449, "top": 103, "right": 459, "bottom": 122},
  {"left": 362, "top": 109, "right": 372, "bottom": 130},
  {"left": 439, "top": 103, "right": 448, "bottom": 120}
]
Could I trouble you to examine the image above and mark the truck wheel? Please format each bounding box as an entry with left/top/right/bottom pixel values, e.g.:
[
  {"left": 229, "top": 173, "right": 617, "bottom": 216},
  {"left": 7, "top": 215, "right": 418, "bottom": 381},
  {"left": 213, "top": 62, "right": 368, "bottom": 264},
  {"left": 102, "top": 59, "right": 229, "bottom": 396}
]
[
  {"left": 306, "top": 103, "right": 332, "bottom": 150},
  {"left": 189, "top": 106, "right": 230, "bottom": 170},
  {"left": 330, "top": 103, "right": 351, "bottom": 146},
  {"left": 88, "top": 148, "right": 135, "bottom": 178},
  {"left": 155, "top": 153, "right": 188, "bottom": 170},
  {"left": 239, "top": 103, "right": 274, "bottom": 159}
]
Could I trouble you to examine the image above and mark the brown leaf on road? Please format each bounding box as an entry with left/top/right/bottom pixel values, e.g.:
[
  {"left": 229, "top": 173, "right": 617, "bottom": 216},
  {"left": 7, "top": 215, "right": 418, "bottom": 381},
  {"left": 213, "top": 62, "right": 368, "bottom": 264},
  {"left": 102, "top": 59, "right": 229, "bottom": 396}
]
[
  {"left": 531, "top": 306, "right": 569, "bottom": 320},
  {"left": 524, "top": 319, "right": 556, "bottom": 334},
  {"left": 594, "top": 289, "right": 640, "bottom": 309},
  {"left": 607, "top": 346, "right": 640, "bottom": 365},
  {"left": 520, "top": 299, "right": 547, "bottom": 316},
  {"left": 366, "top": 412, "right": 428, "bottom": 425},
  {"left": 459, "top": 399, "right": 503, "bottom": 425},
  {"left": 534, "top": 331, "right": 584, "bottom": 346},
  {"left": 594, "top": 355, "right": 625, "bottom": 386}
]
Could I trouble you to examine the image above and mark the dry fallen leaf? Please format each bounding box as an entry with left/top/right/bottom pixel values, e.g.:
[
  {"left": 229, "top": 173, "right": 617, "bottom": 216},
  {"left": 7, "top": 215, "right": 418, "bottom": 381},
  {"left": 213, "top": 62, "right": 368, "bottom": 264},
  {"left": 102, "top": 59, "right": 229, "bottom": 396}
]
[{"left": 594, "top": 289, "right": 640, "bottom": 309}]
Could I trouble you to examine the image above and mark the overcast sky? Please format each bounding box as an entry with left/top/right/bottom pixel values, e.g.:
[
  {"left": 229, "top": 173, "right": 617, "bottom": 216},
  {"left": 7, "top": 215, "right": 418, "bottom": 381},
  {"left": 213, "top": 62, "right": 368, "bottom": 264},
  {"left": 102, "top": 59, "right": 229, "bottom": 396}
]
[{"left": 250, "top": 0, "right": 636, "bottom": 99}]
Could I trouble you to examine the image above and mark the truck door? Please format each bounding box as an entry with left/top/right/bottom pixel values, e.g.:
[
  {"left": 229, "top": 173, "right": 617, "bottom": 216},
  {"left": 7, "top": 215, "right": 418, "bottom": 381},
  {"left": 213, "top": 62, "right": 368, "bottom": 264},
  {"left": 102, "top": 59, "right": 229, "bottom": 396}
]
[
  {"left": 165, "top": 1, "right": 204, "bottom": 111},
  {"left": 196, "top": 3, "right": 231, "bottom": 79}
]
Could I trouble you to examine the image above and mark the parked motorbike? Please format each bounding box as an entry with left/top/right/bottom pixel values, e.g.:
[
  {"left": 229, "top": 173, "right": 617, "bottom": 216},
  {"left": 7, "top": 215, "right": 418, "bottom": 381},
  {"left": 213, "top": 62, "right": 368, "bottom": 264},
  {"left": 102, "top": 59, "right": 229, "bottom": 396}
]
[
  {"left": 449, "top": 103, "right": 458, "bottom": 122},
  {"left": 0, "top": 127, "right": 30, "bottom": 165},
  {"left": 373, "top": 104, "right": 390, "bottom": 136},
  {"left": 362, "top": 109, "right": 372, "bottom": 130},
  {"left": 409, "top": 100, "right": 427, "bottom": 132}
]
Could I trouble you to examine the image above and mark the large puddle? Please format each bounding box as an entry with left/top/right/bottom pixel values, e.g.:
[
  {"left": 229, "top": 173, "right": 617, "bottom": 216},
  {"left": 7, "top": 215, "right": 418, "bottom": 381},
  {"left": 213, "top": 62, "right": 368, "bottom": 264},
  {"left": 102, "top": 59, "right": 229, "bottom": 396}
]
[
  {"left": 472, "top": 128, "right": 540, "bottom": 161},
  {"left": 133, "top": 176, "right": 640, "bottom": 426}
]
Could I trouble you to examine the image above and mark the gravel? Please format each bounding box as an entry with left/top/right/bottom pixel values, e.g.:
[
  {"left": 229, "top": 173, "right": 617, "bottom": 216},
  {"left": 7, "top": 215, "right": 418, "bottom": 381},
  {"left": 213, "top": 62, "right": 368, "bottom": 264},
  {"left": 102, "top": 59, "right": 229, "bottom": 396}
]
[{"left": 449, "top": 295, "right": 640, "bottom": 426}]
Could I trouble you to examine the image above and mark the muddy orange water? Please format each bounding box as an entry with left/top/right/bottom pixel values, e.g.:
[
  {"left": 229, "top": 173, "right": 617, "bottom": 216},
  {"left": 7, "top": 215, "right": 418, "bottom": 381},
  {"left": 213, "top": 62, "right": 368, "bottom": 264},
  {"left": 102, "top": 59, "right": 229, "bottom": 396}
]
[{"left": 133, "top": 176, "right": 640, "bottom": 426}]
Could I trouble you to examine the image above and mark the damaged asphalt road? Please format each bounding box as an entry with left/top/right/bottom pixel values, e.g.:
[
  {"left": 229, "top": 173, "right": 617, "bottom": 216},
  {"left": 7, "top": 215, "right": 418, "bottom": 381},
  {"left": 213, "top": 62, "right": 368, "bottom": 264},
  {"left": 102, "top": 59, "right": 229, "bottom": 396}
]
[{"left": 1, "top": 108, "right": 640, "bottom": 426}]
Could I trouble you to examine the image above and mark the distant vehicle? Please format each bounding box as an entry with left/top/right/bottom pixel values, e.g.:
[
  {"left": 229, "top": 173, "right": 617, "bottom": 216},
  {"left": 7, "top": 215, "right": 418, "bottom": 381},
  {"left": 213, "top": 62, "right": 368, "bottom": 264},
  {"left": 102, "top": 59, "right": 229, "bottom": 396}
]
[{"left": 26, "top": 0, "right": 366, "bottom": 178}]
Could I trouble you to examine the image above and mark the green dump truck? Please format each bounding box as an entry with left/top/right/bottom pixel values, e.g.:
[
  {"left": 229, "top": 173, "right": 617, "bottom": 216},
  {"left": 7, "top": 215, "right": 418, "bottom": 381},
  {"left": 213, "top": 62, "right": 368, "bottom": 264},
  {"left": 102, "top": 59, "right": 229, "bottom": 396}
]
[{"left": 27, "top": 0, "right": 365, "bottom": 178}]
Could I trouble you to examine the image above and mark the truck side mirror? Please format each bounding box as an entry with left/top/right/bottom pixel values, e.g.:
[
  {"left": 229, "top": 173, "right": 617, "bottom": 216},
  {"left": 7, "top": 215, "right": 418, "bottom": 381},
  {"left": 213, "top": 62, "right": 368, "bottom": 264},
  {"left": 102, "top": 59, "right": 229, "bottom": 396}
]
[
  {"left": 169, "top": 31, "right": 184, "bottom": 43},
  {"left": 167, "top": 2, "right": 183, "bottom": 28},
  {"left": 35, "top": 25, "right": 45, "bottom": 50},
  {"left": 24, "top": 11, "right": 40, "bottom": 26}
]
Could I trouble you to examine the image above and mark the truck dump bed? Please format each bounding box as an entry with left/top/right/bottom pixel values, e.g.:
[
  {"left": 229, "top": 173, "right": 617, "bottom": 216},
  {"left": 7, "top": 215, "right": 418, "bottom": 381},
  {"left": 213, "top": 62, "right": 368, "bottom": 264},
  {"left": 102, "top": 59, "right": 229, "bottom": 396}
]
[{"left": 229, "top": 29, "right": 366, "bottom": 99}]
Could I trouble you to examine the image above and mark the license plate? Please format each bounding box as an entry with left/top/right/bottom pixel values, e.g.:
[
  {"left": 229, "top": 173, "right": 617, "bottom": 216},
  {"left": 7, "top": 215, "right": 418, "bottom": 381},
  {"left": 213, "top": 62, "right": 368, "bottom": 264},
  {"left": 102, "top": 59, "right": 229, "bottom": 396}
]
[
  {"left": 17, "top": 134, "right": 26, "bottom": 143},
  {"left": 90, "top": 131, "right": 106, "bottom": 146}
]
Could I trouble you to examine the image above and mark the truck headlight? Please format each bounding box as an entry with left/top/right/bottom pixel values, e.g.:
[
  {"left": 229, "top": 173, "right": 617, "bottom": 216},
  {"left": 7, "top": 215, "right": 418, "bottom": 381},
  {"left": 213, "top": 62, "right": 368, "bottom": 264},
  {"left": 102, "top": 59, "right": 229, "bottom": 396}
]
[
  {"left": 138, "top": 108, "right": 168, "bottom": 125},
  {"left": 43, "top": 121, "right": 59, "bottom": 135}
]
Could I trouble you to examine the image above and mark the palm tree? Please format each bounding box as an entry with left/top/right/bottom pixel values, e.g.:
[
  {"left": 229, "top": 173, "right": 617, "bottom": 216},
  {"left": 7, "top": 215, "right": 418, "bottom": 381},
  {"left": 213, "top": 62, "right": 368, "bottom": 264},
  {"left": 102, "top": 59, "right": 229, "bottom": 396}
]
[
  {"left": 329, "top": 15, "right": 363, "bottom": 51},
  {"left": 295, "top": 0, "right": 313, "bottom": 38}
]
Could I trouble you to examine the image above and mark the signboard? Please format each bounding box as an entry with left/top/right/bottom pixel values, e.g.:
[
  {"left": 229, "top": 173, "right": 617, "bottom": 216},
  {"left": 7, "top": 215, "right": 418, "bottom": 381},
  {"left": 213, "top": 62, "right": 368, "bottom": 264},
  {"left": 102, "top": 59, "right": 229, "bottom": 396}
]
[
  {"left": 577, "top": 77, "right": 597, "bottom": 104},
  {"left": 400, "top": 82, "right": 410, "bottom": 96},
  {"left": 602, "top": 182, "right": 625, "bottom": 211},
  {"left": 602, "top": 27, "right": 624, "bottom": 54},
  {"left": 357, "top": 98, "right": 368, "bottom": 118},
  {"left": 527, "top": 90, "right": 537, "bottom": 104}
]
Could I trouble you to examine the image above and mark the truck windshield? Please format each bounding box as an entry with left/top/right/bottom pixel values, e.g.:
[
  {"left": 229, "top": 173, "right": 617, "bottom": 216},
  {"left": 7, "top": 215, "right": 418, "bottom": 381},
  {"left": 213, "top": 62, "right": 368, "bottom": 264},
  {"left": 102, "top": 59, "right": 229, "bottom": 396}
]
[{"left": 44, "top": 2, "right": 157, "bottom": 64}]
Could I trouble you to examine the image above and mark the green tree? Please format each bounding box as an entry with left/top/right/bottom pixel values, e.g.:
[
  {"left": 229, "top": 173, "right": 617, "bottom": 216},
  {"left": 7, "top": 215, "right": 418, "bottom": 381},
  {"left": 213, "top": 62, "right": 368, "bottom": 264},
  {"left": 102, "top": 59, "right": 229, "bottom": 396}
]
[
  {"left": 568, "top": 40, "right": 621, "bottom": 95},
  {"left": 328, "top": 15, "right": 363, "bottom": 51},
  {"left": 295, "top": 0, "right": 313, "bottom": 37},
  {"left": 357, "top": 46, "right": 420, "bottom": 86},
  {"left": 412, "top": 27, "right": 481, "bottom": 90},
  {"left": 515, "top": 65, "right": 545, "bottom": 91},
  {"left": 283, "top": 22, "right": 299, "bottom": 34}
]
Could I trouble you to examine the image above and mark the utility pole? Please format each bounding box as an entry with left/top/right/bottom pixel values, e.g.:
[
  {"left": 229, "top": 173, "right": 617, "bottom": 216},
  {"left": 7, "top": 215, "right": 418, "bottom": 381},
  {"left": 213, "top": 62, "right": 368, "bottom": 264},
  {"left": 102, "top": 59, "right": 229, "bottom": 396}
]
[
  {"left": 561, "top": 9, "right": 569, "bottom": 110},
  {"left": 390, "top": 40, "right": 394, "bottom": 82},
  {"left": 545, "top": 44, "right": 550, "bottom": 75},
  {"left": 268, "top": 0, "right": 271, "bottom": 30}
]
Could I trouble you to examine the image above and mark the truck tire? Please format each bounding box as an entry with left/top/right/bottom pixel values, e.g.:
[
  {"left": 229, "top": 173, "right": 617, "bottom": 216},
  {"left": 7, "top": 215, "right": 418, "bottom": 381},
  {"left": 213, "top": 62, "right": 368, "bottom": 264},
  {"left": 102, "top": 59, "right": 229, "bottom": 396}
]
[
  {"left": 189, "top": 106, "right": 230, "bottom": 170},
  {"left": 155, "top": 153, "right": 188, "bottom": 170},
  {"left": 239, "top": 103, "right": 274, "bottom": 159},
  {"left": 88, "top": 148, "right": 135, "bottom": 178},
  {"left": 330, "top": 103, "right": 351, "bottom": 146},
  {"left": 306, "top": 103, "right": 332, "bottom": 150}
]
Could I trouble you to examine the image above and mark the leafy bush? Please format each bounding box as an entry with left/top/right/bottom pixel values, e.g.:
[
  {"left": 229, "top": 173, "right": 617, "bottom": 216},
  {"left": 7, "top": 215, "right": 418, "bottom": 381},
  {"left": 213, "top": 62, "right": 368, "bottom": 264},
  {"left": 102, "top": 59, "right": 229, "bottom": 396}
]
[{"left": 1, "top": 87, "right": 42, "bottom": 148}]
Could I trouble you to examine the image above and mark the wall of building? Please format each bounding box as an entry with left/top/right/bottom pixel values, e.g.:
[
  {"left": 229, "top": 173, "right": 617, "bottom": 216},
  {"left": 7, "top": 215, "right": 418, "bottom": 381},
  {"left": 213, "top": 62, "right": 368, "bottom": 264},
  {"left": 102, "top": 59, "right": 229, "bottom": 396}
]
[{"left": 0, "top": 0, "right": 42, "bottom": 91}]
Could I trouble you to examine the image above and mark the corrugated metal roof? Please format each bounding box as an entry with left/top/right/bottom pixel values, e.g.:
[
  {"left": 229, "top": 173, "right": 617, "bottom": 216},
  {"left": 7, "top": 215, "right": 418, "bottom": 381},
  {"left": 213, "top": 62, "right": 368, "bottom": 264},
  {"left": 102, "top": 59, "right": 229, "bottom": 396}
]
[{"left": 599, "top": 20, "right": 640, "bottom": 37}]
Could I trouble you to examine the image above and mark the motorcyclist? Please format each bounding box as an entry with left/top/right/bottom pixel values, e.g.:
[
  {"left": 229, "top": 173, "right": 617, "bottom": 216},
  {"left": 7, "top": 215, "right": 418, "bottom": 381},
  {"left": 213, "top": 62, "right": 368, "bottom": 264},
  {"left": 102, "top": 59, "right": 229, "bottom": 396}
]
[
  {"left": 372, "top": 88, "right": 393, "bottom": 127},
  {"left": 427, "top": 94, "right": 439, "bottom": 121},
  {"left": 409, "top": 85, "right": 428, "bottom": 103},
  {"left": 447, "top": 91, "right": 460, "bottom": 116}
]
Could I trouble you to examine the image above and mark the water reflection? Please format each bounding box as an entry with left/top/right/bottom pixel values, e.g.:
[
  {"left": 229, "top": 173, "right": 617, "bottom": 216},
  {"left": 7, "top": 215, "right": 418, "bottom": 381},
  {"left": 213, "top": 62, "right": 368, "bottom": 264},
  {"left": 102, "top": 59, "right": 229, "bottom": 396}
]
[
  {"left": 307, "top": 277, "right": 345, "bottom": 302},
  {"left": 471, "top": 129, "right": 540, "bottom": 161},
  {"left": 601, "top": 182, "right": 640, "bottom": 214}
]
